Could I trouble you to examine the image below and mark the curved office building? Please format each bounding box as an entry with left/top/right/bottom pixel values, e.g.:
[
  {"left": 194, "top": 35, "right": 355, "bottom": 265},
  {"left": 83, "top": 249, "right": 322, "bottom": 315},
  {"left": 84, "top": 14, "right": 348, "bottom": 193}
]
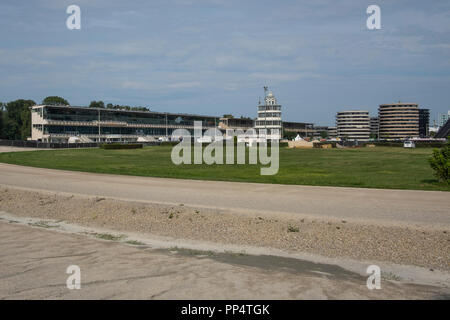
[
  {"left": 336, "top": 110, "right": 370, "bottom": 141},
  {"left": 378, "top": 103, "right": 419, "bottom": 140}
]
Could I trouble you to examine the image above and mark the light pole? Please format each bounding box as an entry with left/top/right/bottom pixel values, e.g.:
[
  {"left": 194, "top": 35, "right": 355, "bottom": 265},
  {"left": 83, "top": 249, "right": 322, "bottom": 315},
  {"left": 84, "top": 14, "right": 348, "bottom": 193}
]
[
  {"left": 98, "top": 109, "right": 101, "bottom": 142},
  {"left": 165, "top": 113, "right": 168, "bottom": 140}
]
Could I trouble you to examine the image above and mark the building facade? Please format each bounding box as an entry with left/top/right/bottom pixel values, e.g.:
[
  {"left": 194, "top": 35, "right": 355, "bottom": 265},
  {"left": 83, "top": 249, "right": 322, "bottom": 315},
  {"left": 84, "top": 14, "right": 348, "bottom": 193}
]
[
  {"left": 435, "top": 117, "right": 450, "bottom": 138},
  {"left": 31, "top": 105, "right": 218, "bottom": 143},
  {"left": 327, "top": 126, "right": 337, "bottom": 138},
  {"left": 336, "top": 110, "right": 370, "bottom": 141},
  {"left": 438, "top": 111, "right": 450, "bottom": 127},
  {"left": 378, "top": 103, "right": 419, "bottom": 140},
  {"left": 418, "top": 108, "right": 430, "bottom": 138},
  {"left": 370, "top": 117, "right": 379, "bottom": 139},
  {"left": 282, "top": 122, "right": 314, "bottom": 137},
  {"left": 218, "top": 117, "right": 254, "bottom": 131},
  {"left": 254, "top": 91, "right": 282, "bottom": 139},
  {"left": 314, "top": 126, "right": 330, "bottom": 138}
]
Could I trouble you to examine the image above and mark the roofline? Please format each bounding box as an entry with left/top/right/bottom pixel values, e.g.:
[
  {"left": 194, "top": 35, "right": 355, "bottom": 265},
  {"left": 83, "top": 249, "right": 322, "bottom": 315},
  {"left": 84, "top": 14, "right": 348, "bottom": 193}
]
[
  {"left": 32, "top": 105, "right": 219, "bottom": 119},
  {"left": 379, "top": 103, "right": 418, "bottom": 106},
  {"left": 282, "top": 121, "right": 314, "bottom": 126},
  {"left": 337, "top": 110, "right": 369, "bottom": 113}
]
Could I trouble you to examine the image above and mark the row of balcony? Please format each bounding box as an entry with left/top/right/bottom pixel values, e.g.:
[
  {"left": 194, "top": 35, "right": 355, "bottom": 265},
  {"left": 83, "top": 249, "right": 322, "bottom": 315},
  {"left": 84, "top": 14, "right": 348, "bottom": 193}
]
[{"left": 39, "top": 120, "right": 216, "bottom": 129}]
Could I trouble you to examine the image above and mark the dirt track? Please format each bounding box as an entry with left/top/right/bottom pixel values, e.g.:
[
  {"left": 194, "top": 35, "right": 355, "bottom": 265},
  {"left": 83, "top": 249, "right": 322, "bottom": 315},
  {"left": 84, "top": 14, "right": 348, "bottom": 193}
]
[{"left": 0, "top": 163, "right": 449, "bottom": 227}]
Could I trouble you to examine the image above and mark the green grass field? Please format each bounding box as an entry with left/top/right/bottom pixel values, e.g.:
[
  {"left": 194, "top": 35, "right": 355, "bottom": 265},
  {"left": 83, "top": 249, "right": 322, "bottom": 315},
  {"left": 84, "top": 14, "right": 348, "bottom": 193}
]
[{"left": 0, "top": 146, "right": 448, "bottom": 191}]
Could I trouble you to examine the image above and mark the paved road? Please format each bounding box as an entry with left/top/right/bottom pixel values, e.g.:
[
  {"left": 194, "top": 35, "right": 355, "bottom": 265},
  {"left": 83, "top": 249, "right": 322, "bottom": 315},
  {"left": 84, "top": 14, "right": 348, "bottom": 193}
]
[
  {"left": 0, "top": 146, "right": 47, "bottom": 152},
  {"left": 0, "top": 163, "right": 449, "bottom": 226},
  {"left": 1, "top": 221, "right": 446, "bottom": 299}
]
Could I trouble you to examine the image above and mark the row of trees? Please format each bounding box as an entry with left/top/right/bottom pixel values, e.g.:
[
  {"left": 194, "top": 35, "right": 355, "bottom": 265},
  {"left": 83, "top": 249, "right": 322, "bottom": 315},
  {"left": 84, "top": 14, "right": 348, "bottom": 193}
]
[
  {"left": 88, "top": 101, "right": 149, "bottom": 112},
  {"left": 0, "top": 100, "right": 36, "bottom": 140},
  {"left": 0, "top": 96, "right": 150, "bottom": 140},
  {"left": 0, "top": 96, "right": 70, "bottom": 140}
]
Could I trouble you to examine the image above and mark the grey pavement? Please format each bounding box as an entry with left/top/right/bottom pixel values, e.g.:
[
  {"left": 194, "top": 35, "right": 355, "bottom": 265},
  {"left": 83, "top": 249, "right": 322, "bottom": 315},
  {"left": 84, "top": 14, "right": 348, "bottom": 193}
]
[{"left": 0, "top": 221, "right": 447, "bottom": 300}]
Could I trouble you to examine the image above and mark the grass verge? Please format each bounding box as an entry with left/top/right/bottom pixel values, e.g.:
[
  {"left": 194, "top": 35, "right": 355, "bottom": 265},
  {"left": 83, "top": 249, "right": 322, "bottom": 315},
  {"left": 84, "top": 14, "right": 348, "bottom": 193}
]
[{"left": 0, "top": 145, "right": 448, "bottom": 191}]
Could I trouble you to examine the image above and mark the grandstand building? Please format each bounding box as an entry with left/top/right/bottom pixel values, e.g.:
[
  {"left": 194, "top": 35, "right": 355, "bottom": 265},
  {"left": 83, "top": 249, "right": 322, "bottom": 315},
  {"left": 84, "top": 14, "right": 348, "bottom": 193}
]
[
  {"left": 31, "top": 105, "right": 218, "bottom": 143},
  {"left": 283, "top": 121, "right": 314, "bottom": 137}
]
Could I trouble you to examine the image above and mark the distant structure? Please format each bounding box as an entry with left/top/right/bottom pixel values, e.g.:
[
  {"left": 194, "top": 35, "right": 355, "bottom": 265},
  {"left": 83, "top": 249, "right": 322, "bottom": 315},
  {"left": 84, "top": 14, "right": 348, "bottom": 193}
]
[
  {"left": 314, "top": 126, "right": 330, "bottom": 138},
  {"left": 254, "top": 87, "right": 282, "bottom": 139},
  {"left": 418, "top": 108, "right": 430, "bottom": 138},
  {"left": 370, "top": 117, "right": 379, "bottom": 139},
  {"left": 327, "top": 126, "right": 337, "bottom": 138},
  {"left": 378, "top": 103, "right": 419, "bottom": 140},
  {"left": 435, "top": 117, "right": 450, "bottom": 139},
  {"left": 283, "top": 121, "right": 314, "bottom": 137},
  {"left": 438, "top": 111, "right": 450, "bottom": 127},
  {"left": 218, "top": 117, "right": 254, "bottom": 131},
  {"left": 336, "top": 110, "right": 370, "bottom": 141},
  {"left": 429, "top": 119, "right": 440, "bottom": 136}
]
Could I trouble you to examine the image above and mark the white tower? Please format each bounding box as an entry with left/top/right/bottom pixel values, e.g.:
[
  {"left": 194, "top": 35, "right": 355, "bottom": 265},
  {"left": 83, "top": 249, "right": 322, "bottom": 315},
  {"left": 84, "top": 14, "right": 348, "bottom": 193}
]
[{"left": 255, "top": 87, "right": 282, "bottom": 139}]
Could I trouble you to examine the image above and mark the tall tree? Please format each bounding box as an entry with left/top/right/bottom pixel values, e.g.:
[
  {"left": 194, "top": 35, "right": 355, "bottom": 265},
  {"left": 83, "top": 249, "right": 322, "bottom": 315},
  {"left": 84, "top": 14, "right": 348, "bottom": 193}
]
[
  {"left": 89, "top": 101, "right": 105, "bottom": 108},
  {"left": 4, "top": 99, "right": 36, "bottom": 140},
  {"left": 42, "top": 96, "right": 69, "bottom": 106},
  {"left": 283, "top": 130, "right": 297, "bottom": 140}
]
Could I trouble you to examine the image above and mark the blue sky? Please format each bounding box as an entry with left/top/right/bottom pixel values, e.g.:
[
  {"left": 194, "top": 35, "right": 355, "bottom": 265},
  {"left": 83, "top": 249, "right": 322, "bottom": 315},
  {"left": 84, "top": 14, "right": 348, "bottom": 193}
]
[{"left": 1, "top": 0, "right": 449, "bottom": 125}]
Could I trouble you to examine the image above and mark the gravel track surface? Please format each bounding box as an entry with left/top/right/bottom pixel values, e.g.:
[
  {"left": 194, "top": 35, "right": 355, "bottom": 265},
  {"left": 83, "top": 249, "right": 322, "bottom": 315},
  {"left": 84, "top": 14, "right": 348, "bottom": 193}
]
[{"left": 1, "top": 187, "right": 448, "bottom": 271}]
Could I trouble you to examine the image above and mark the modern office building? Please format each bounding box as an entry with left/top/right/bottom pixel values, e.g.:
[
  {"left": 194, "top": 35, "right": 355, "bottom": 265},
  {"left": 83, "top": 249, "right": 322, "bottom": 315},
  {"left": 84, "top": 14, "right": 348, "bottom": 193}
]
[
  {"left": 327, "top": 126, "right": 337, "bottom": 138},
  {"left": 336, "top": 110, "right": 370, "bottom": 141},
  {"left": 370, "top": 117, "right": 379, "bottom": 139},
  {"left": 438, "top": 111, "right": 450, "bottom": 127},
  {"left": 254, "top": 90, "right": 282, "bottom": 139},
  {"left": 378, "top": 103, "right": 419, "bottom": 140},
  {"left": 418, "top": 108, "right": 430, "bottom": 138},
  {"left": 31, "top": 105, "right": 218, "bottom": 143}
]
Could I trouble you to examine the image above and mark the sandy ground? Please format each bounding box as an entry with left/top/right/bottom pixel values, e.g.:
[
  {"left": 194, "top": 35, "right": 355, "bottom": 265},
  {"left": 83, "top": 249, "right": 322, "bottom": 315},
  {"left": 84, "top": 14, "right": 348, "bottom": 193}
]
[
  {"left": 0, "top": 221, "right": 448, "bottom": 300},
  {"left": 0, "top": 187, "right": 448, "bottom": 272},
  {"left": 0, "top": 164, "right": 449, "bottom": 227}
]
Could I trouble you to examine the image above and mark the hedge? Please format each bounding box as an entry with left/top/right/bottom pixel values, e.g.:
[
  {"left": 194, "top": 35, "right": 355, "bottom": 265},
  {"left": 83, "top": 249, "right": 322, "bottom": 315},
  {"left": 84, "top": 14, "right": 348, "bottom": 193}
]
[
  {"left": 164, "top": 140, "right": 289, "bottom": 148},
  {"left": 160, "top": 141, "right": 181, "bottom": 146},
  {"left": 100, "top": 143, "right": 143, "bottom": 150},
  {"left": 370, "top": 142, "right": 445, "bottom": 148}
]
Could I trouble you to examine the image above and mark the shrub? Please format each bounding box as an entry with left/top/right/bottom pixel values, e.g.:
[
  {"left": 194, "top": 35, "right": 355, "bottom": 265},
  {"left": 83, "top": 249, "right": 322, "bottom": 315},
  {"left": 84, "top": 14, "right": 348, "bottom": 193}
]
[
  {"left": 160, "top": 141, "right": 180, "bottom": 146},
  {"left": 428, "top": 137, "right": 450, "bottom": 183},
  {"left": 313, "top": 141, "right": 336, "bottom": 148},
  {"left": 100, "top": 143, "right": 143, "bottom": 150}
]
